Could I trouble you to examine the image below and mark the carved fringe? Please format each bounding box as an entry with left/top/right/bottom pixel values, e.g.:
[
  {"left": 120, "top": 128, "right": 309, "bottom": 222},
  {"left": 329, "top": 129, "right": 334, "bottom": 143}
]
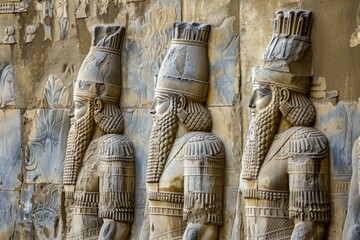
[
  {"left": 100, "top": 192, "right": 134, "bottom": 209},
  {"left": 148, "top": 191, "right": 184, "bottom": 203},
  {"left": 243, "top": 189, "right": 289, "bottom": 201},
  {"left": 183, "top": 192, "right": 223, "bottom": 225},
  {"left": 99, "top": 191, "right": 134, "bottom": 220},
  {"left": 285, "top": 128, "right": 329, "bottom": 158},
  {"left": 99, "top": 210, "right": 134, "bottom": 222},
  {"left": 98, "top": 136, "right": 134, "bottom": 160},
  {"left": 74, "top": 192, "right": 99, "bottom": 208},
  {"left": 289, "top": 190, "right": 330, "bottom": 222},
  {"left": 185, "top": 136, "right": 224, "bottom": 157},
  {"left": 67, "top": 227, "right": 101, "bottom": 240}
]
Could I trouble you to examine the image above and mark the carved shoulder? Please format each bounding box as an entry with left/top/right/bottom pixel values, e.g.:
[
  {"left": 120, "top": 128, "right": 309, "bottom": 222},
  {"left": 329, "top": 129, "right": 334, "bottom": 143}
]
[
  {"left": 182, "top": 132, "right": 225, "bottom": 158},
  {"left": 97, "top": 134, "right": 134, "bottom": 161},
  {"left": 283, "top": 127, "right": 328, "bottom": 159}
]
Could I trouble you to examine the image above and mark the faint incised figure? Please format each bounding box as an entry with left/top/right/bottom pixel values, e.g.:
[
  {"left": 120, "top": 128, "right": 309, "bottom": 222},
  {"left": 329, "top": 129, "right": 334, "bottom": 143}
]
[
  {"left": 62, "top": 25, "right": 134, "bottom": 240},
  {"left": 25, "top": 25, "right": 38, "bottom": 43},
  {"left": 56, "top": 0, "right": 68, "bottom": 40},
  {"left": 75, "top": 0, "right": 89, "bottom": 19},
  {"left": 240, "top": 10, "right": 331, "bottom": 239},
  {"left": 2, "top": 26, "right": 16, "bottom": 44},
  {"left": 146, "top": 22, "right": 225, "bottom": 240}
]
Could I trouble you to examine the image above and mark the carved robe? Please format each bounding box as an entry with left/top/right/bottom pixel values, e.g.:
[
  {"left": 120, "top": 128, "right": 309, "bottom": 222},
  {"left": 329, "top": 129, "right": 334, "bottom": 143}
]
[
  {"left": 148, "top": 132, "right": 225, "bottom": 240},
  {"left": 243, "top": 127, "right": 331, "bottom": 240},
  {"left": 67, "top": 134, "right": 134, "bottom": 240}
]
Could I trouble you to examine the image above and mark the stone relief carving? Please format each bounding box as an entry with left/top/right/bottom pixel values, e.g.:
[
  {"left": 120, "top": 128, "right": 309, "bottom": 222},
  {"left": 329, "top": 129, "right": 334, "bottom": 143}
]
[
  {"left": 25, "top": 25, "right": 38, "bottom": 43},
  {"left": 25, "top": 75, "right": 70, "bottom": 184},
  {"left": 2, "top": 26, "right": 16, "bottom": 44},
  {"left": 0, "top": 0, "right": 29, "bottom": 14},
  {"left": 98, "top": 0, "right": 109, "bottom": 16},
  {"left": 146, "top": 22, "right": 225, "bottom": 239},
  {"left": 42, "top": 74, "right": 69, "bottom": 108},
  {"left": 123, "top": 1, "right": 178, "bottom": 108},
  {"left": 238, "top": 10, "right": 331, "bottom": 239},
  {"left": 62, "top": 24, "right": 135, "bottom": 240},
  {"left": 74, "top": 0, "right": 88, "bottom": 19},
  {"left": 35, "top": 0, "right": 54, "bottom": 41},
  {"left": 0, "top": 64, "right": 15, "bottom": 108},
  {"left": 32, "top": 184, "right": 62, "bottom": 239},
  {"left": 56, "top": 0, "right": 68, "bottom": 40}
]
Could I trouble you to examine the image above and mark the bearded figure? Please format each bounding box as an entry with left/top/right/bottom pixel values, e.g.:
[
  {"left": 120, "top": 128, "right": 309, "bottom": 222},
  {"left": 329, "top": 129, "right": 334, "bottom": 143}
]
[
  {"left": 240, "top": 11, "right": 331, "bottom": 239},
  {"left": 146, "top": 22, "right": 225, "bottom": 240},
  {"left": 62, "top": 25, "right": 134, "bottom": 240}
]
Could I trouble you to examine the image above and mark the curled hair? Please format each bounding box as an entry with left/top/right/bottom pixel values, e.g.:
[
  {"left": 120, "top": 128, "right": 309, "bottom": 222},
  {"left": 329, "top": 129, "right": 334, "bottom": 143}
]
[
  {"left": 177, "top": 99, "right": 212, "bottom": 132},
  {"left": 280, "top": 91, "right": 315, "bottom": 127},
  {"left": 94, "top": 102, "right": 124, "bottom": 134}
]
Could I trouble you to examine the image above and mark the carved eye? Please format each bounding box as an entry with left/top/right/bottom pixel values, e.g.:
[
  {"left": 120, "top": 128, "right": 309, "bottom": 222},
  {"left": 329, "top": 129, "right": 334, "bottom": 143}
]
[
  {"left": 256, "top": 91, "right": 265, "bottom": 99},
  {"left": 156, "top": 97, "right": 167, "bottom": 104}
]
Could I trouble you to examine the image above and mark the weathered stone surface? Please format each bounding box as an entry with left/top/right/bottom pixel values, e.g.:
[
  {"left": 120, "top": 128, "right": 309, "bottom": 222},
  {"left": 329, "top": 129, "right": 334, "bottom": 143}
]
[
  {"left": 209, "top": 106, "right": 240, "bottom": 239},
  {"left": 0, "top": 109, "right": 21, "bottom": 190},
  {"left": 120, "top": 0, "right": 181, "bottom": 108},
  {"left": 25, "top": 109, "right": 70, "bottom": 184},
  {"left": 314, "top": 101, "right": 360, "bottom": 240},
  {"left": 0, "top": 191, "right": 19, "bottom": 239},
  {"left": 123, "top": 108, "right": 153, "bottom": 240},
  {"left": 182, "top": 0, "right": 240, "bottom": 106}
]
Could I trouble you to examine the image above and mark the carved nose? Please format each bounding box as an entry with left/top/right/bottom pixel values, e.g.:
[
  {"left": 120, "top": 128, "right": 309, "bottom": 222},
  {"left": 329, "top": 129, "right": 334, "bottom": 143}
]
[
  {"left": 149, "top": 101, "right": 156, "bottom": 115},
  {"left": 69, "top": 105, "right": 74, "bottom": 118},
  {"left": 248, "top": 97, "right": 256, "bottom": 108}
]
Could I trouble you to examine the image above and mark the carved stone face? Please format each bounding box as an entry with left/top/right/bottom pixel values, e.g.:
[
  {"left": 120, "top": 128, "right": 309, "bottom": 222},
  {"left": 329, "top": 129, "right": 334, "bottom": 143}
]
[
  {"left": 249, "top": 87, "right": 272, "bottom": 111},
  {"left": 150, "top": 93, "right": 172, "bottom": 117},
  {"left": 69, "top": 97, "right": 91, "bottom": 121}
]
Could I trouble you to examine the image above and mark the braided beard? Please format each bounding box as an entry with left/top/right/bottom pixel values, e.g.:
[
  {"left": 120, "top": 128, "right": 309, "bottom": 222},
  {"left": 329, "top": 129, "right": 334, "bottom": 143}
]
[
  {"left": 242, "top": 88, "right": 281, "bottom": 180},
  {"left": 63, "top": 101, "right": 95, "bottom": 185},
  {"left": 146, "top": 98, "right": 178, "bottom": 183},
  {"left": 94, "top": 103, "right": 124, "bottom": 134}
]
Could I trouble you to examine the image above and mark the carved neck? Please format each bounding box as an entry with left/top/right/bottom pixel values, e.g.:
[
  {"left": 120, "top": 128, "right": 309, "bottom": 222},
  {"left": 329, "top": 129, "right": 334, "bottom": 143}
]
[
  {"left": 92, "top": 125, "right": 105, "bottom": 140},
  {"left": 276, "top": 115, "right": 293, "bottom": 135},
  {"left": 176, "top": 121, "right": 189, "bottom": 139}
]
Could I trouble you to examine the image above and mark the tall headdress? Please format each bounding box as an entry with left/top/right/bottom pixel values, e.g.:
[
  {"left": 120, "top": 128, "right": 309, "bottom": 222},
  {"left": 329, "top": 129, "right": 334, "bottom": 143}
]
[
  {"left": 74, "top": 24, "right": 125, "bottom": 103},
  {"left": 155, "top": 22, "right": 211, "bottom": 102},
  {"left": 254, "top": 10, "right": 313, "bottom": 94}
]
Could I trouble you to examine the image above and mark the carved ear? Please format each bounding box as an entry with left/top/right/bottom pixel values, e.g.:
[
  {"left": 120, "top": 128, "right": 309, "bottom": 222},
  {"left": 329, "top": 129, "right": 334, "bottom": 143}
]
[
  {"left": 94, "top": 98, "right": 103, "bottom": 113},
  {"left": 177, "top": 95, "right": 187, "bottom": 109},
  {"left": 279, "top": 88, "right": 292, "bottom": 117},
  {"left": 280, "top": 88, "right": 290, "bottom": 103}
]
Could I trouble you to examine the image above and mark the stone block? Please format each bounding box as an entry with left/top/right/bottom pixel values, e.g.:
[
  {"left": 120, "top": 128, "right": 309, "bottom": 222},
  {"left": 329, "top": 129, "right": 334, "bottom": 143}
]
[
  {"left": 0, "top": 191, "right": 19, "bottom": 239},
  {"left": 0, "top": 109, "right": 22, "bottom": 190}
]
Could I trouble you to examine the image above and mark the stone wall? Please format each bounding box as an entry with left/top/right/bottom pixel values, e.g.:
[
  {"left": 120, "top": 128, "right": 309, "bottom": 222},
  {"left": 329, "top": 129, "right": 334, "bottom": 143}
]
[{"left": 0, "top": 0, "right": 358, "bottom": 239}]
